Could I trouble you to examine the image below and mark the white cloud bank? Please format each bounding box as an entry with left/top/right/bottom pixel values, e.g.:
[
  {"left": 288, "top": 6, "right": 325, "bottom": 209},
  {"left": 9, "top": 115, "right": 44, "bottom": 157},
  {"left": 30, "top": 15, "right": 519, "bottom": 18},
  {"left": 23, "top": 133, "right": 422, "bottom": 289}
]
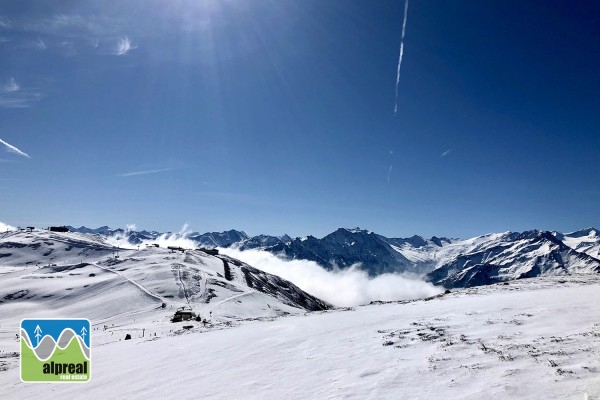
[
  {"left": 151, "top": 226, "right": 197, "bottom": 249},
  {"left": 220, "top": 248, "right": 442, "bottom": 307},
  {"left": 105, "top": 223, "right": 197, "bottom": 250},
  {"left": 0, "top": 221, "right": 16, "bottom": 232}
]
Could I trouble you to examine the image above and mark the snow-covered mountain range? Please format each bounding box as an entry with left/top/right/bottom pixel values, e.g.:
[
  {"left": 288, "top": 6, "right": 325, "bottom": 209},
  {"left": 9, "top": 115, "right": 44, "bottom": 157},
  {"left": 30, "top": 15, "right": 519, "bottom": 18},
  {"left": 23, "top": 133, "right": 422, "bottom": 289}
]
[
  {"left": 3, "top": 225, "right": 600, "bottom": 398},
  {"left": 62, "top": 225, "right": 600, "bottom": 288},
  {"left": 426, "top": 229, "right": 600, "bottom": 288},
  {"left": 0, "top": 229, "right": 329, "bottom": 326}
]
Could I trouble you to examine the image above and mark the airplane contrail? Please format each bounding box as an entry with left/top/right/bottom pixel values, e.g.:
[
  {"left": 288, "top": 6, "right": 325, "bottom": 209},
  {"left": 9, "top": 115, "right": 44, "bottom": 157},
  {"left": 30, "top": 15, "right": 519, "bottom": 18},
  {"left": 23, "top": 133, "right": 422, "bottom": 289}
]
[
  {"left": 394, "top": 0, "right": 409, "bottom": 116},
  {"left": 117, "top": 167, "right": 181, "bottom": 177},
  {"left": 0, "top": 138, "right": 30, "bottom": 158}
]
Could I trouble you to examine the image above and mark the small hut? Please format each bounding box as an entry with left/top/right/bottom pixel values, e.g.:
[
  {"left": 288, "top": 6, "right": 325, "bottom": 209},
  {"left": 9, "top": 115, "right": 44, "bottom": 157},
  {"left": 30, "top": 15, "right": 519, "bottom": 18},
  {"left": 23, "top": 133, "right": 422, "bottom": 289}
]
[
  {"left": 199, "top": 247, "right": 219, "bottom": 255},
  {"left": 171, "top": 307, "right": 196, "bottom": 322}
]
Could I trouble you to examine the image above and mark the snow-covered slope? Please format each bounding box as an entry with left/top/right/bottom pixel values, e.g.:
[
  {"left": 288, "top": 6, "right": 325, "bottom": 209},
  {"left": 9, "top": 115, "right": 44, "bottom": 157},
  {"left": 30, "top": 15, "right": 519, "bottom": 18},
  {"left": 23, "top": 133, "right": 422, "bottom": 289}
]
[
  {"left": 427, "top": 230, "right": 600, "bottom": 288},
  {"left": 0, "top": 229, "right": 117, "bottom": 266},
  {"left": 558, "top": 227, "right": 600, "bottom": 259},
  {"left": 66, "top": 226, "right": 250, "bottom": 248},
  {"left": 0, "top": 230, "right": 329, "bottom": 326},
  {"left": 3, "top": 275, "right": 600, "bottom": 399},
  {"left": 4, "top": 226, "right": 600, "bottom": 398}
]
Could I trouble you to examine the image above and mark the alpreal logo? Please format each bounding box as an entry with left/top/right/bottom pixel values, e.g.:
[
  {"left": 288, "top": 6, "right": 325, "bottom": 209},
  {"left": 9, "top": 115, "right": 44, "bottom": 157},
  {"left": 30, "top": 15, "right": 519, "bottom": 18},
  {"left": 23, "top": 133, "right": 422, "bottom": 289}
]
[{"left": 20, "top": 318, "right": 91, "bottom": 383}]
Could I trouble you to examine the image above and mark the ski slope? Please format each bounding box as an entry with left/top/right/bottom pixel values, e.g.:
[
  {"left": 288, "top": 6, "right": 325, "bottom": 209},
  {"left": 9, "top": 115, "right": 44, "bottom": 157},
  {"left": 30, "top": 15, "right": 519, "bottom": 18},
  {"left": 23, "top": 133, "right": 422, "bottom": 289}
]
[{"left": 2, "top": 275, "right": 600, "bottom": 399}]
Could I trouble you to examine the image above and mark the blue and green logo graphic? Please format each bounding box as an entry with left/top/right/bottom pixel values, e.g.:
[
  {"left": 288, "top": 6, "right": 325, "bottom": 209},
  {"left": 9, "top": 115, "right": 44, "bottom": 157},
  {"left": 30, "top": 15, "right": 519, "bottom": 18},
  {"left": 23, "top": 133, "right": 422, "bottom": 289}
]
[{"left": 20, "top": 318, "right": 91, "bottom": 383}]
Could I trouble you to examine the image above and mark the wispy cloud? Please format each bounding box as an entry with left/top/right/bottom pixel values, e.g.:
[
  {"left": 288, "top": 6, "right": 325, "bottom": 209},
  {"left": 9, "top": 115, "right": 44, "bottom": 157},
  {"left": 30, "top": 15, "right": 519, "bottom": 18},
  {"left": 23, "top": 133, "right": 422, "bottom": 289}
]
[
  {"left": 35, "top": 38, "right": 46, "bottom": 50},
  {"left": 59, "top": 40, "right": 77, "bottom": 56},
  {"left": 387, "top": 164, "right": 393, "bottom": 183},
  {"left": 5, "top": 14, "right": 126, "bottom": 54},
  {"left": 0, "top": 138, "right": 30, "bottom": 158},
  {"left": 48, "top": 14, "right": 87, "bottom": 31},
  {"left": 441, "top": 149, "right": 452, "bottom": 157},
  {"left": 114, "top": 36, "right": 136, "bottom": 56},
  {"left": 0, "top": 16, "right": 11, "bottom": 29},
  {"left": 14, "top": 38, "right": 47, "bottom": 50},
  {"left": 0, "top": 78, "right": 44, "bottom": 108},
  {"left": 117, "top": 167, "right": 181, "bottom": 177},
  {"left": 22, "top": 14, "right": 102, "bottom": 36},
  {"left": 2, "top": 77, "right": 19, "bottom": 93}
]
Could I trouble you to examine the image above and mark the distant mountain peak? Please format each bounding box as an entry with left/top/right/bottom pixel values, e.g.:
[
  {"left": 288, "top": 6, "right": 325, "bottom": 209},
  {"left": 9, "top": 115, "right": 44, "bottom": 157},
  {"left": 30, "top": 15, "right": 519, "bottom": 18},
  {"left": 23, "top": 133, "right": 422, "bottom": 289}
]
[
  {"left": 427, "top": 228, "right": 600, "bottom": 289},
  {"left": 346, "top": 227, "right": 370, "bottom": 234},
  {"left": 430, "top": 236, "right": 451, "bottom": 247},
  {"left": 565, "top": 227, "right": 600, "bottom": 238},
  {"left": 329, "top": 227, "right": 373, "bottom": 237}
]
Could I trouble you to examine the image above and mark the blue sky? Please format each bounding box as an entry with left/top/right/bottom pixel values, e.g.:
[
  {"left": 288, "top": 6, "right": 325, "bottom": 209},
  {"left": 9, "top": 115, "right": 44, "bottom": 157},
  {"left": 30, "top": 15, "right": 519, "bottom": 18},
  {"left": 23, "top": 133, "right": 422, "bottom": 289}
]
[{"left": 0, "top": 0, "right": 599, "bottom": 239}]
